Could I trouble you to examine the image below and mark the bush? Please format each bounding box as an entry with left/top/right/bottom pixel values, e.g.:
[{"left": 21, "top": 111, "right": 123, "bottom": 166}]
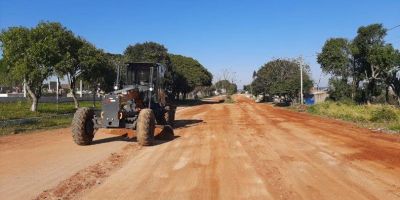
[
  {"left": 370, "top": 107, "right": 399, "bottom": 122},
  {"left": 224, "top": 95, "right": 235, "bottom": 103},
  {"left": 306, "top": 101, "right": 400, "bottom": 132}
]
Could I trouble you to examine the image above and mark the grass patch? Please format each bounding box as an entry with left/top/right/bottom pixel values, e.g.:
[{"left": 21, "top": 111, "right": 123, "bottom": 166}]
[
  {"left": 306, "top": 101, "right": 400, "bottom": 132},
  {"left": 0, "top": 101, "right": 99, "bottom": 120},
  {"left": 0, "top": 115, "right": 72, "bottom": 135},
  {"left": 0, "top": 101, "right": 100, "bottom": 135}
]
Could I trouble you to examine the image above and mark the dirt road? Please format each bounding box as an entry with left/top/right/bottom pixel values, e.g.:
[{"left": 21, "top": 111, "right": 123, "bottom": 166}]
[{"left": 1, "top": 95, "right": 399, "bottom": 200}]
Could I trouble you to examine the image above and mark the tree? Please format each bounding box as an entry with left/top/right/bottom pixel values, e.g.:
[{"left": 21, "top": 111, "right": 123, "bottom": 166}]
[
  {"left": 0, "top": 22, "right": 67, "bottom": 111},
  {"left": 53, "top": 29, "right": 85, "bottom": 108},
  {"left": 106, "top": 53, "right": 125, "bottom": 83},
  {"left": 124, "top": 42, "right": 170, "bottom": 64},
  {"left": 385, "top": 51, "right": 400, "bottom": 104},
  {"left": 80, "top": 43, "right": 116, "bottom": 95},
  {"left": 215, "top": 80, "right": 237, "bottom": 95},
  {"left": 318, "top": 23, "right": 399, "bottom": 104},
  {"left": 169, "top": 54, "right": 212, "bottom": 99},
  {"left": 317, "top": 38, "right": 359, "bottom": 99},
  {"left": 0, "top": 58, "right": 10, "bottom": 85},
  {"left": 318, "top": 38, "right": 353, "bottom": 77},
  {"left": 352, "top": 24, "right": 397, "bottom": 104},
  {"left": 243, "top": 84, "right": 251, "bottom": 92},
  {"left": 251, "top": 58, "right": 313, "bottom": 99},
  {"left": 327, "top": 78, "right": 352, "bottom": 101}
]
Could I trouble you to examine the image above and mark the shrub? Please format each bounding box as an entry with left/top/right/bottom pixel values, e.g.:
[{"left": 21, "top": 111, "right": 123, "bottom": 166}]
[
  {"left": 370, "top": 107, "right": 398, "bottom": 122},
  {"left": 224, "top": 95, "right": 235, "bottom": 103}
]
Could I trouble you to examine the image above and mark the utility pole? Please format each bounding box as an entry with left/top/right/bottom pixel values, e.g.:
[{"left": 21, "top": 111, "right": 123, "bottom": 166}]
[{"left": 56, "top": 77, "right": 59, "bottom": 111}]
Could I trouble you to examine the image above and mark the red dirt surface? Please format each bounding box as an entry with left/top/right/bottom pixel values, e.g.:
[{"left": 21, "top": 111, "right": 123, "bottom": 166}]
[{"left": 1, "top": 95, "right": 399, "bottom": 200}]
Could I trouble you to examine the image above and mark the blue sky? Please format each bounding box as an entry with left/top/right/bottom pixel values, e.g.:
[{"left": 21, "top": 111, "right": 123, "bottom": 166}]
[{"left": 1, "top": 0, "right": 399, "bottom": 88}]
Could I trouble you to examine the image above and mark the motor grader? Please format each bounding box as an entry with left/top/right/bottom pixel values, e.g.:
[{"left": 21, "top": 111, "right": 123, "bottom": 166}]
[{"left": 71, "top": 62, "right": 176, "bottom": 146}]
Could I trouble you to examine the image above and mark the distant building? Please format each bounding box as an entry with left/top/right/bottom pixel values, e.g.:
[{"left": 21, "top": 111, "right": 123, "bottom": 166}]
[{"left": 310, "top": 87, "right": 329, "bottom": 103}]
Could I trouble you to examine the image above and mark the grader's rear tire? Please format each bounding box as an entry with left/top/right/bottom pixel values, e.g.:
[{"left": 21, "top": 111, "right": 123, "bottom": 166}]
[
  {"left": 136, "top": 109, "right": 155, "bottom": 146},
  {"left": 164, "top": 109, "right": 176, "bottom": 127},
  {"left": 155, "top": 125, "right": 174, "bottom": 141},
  {"left": 72, "top": 107, "right": 95, "bottom": 145}
]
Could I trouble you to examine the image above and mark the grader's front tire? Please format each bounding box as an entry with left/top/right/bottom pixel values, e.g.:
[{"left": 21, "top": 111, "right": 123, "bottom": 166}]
[
  {"left": 137, "top": 109, "right": 155, "bottom": 146},
  {"left": 72, "top": 107, "right": 95, "bottom": 145}
]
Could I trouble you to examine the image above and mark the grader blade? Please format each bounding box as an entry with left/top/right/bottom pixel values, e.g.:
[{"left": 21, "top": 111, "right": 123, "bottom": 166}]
[{"left": 96, "top": 125, "right": 173, "bottom": 141}]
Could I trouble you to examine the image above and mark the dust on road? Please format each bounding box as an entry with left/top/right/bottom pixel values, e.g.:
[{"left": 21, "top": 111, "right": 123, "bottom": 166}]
[{"left": 0, "top": 95, "right": 399, "bottom": 200}]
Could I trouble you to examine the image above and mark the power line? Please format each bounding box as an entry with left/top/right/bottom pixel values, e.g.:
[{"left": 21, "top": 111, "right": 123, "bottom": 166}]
[{"left": 388, "top": 24, "right": 400, "bottom": 31}]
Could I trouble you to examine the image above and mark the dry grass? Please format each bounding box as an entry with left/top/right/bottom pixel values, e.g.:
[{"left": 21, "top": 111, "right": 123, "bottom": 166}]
[{"left": 307, "top": 101, "right": 400, "bottom": 132}]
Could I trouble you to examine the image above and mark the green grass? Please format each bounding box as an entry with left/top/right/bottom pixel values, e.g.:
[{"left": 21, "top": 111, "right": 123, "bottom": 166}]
[
  {"left": 0, "top": 115, "right": 72, "bottom": 135},
  {"left": 0, "top": 101, "right": 99, "bottom": 120},
  {"left": 0, "top": 101, "right": 100, "bottom": 135},
  {"left": 306, "top": 101, "right": 400, "bottom": 132}
]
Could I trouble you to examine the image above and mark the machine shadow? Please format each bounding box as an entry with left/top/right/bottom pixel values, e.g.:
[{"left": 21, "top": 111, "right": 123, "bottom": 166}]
[
  {"left": 92, "top": 134, "right": 180, "bottom": 146},
  {"left": 175, "top": 98, "right": 224, "bottom": 107},
  {"left": 91, "top": 135, "right": 131, "bottom": 145},
  {"left": 153, "top": 135, "right": 180, "bottom": 145},
  {"left": 174, "top": 119, "right": 204, "bottom": 129},
  {"left": 91, "top": 119, "right": 203, "bottom": 145}
]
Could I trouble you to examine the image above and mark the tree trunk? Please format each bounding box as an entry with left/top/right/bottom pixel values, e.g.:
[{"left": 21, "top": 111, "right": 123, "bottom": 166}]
[
  {"left": 69, "top": 78, "right": 79, "bottom": 108},
  {"left": 398, "top": 96, "right": 400, "bottom": 106},
  {"left": 351, "top": 79, "right": 358, "bottom": 101},
  {"left": 92, "top": 88, "right": 96, "bottom": 107},
  {"left": 26, "top": 85, "right": 38, "bottom": 112},
  {"left": 71, "top": 89, "right": 79, "bottom": 108},
  {"left": 366, "top": 79, "right": 375, "bottom": 105},
  {"left": 385, "top": 85, "right": 390, "bottom": 104}
]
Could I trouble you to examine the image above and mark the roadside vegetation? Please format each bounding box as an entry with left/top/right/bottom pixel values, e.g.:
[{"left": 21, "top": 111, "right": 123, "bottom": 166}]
[
  {"left": 0, "top": 21, "right": 216, "bottom": 135},
  {"left": 306, "top": 101, "right": 400, "bottom": 132},
  {"left": 242, "top": 23, "right": 399, "bottom": 134},
  {"left": 317, "top": 23, "right": 400, "bottom": 105},
  {"left": 0, "top": 101, "right": 99, "bottom": 120},
  {"left": 0, "top": 21, "right": 214, "bottom": 112},
  {"left": 306, "top": 23, "right": 400, "bottom": 133},
  {"left": 0, "top": 101, "right": 100, "bottom": 135}
]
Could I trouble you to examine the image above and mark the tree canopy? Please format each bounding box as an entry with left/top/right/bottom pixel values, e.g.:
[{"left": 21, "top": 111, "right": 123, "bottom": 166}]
[
  {"left": 124, "top": 42, "right": 170, "bottom": 65},
  {"left": 169, "top": 54, "right": 212, "bottom": 98},
  {"left": 215, "top": 80, "right": 237, "bottom": 95},
  {"left": 251, "top": 58, "right": 313, "bottom": 99},
  {"left": 318, "top": 23, "right": 400, "bottom": 104},
  {"left": 0, "top": 22, "right": 70, "bottom": 111},
  {"left": 0, "top": 21, "right": 117, "bottom": 111},
  {"left": 1, "top": 22, "right": 214, "bottom": 112}
]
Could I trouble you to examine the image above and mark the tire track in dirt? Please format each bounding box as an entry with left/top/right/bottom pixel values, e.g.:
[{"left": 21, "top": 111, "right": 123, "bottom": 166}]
[
  {"left": 35, "top": 144, "right": 141, "bottom": 200},
  {"left": 32, "top": 106, "right": 208, "bottom": 200},
  {"left": 234, "top": 96, "right": 400, "bottom": 199},
  {"left": 83, "top": 103, "right": 274, "bottom": 200},
  {"left": 2, "top": 96, "right": 400, "bottom": 200}
]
